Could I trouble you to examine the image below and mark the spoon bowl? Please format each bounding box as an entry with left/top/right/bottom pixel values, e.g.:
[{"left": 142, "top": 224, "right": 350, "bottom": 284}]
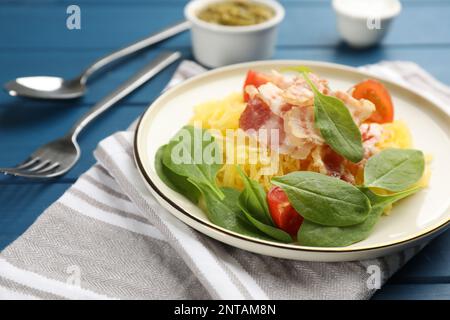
[
  {"left": 5, "top": 76, "right": 86, "bottom": 100},
  {"left": 3, "top": 21, "right": 190, "bottom": 100}
]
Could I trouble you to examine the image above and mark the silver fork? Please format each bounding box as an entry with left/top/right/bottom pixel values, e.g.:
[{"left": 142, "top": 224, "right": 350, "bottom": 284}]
[{"left": 0, "top": 51, "right": 181, "bottom": 179}]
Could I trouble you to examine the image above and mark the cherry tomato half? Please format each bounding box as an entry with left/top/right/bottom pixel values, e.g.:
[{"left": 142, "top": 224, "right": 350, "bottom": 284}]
[
  {"left": 243, "top": 70, "right": 270, "bottom": 102},
  {"left": 352, "top": 79, "right": 394, "bottom": 124},
  {"left": 267, "top": 186, "right": 303, "bottom": 237}
]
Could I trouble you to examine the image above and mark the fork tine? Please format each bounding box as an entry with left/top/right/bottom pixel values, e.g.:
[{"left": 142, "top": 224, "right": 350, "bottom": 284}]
[
  {"left": 0, "top": 167, "right": 58, "bottom": 178},
  {"left": 16, "top": 157, "right": 40, "bottom": 169},
  {"left": 0, "top": 167, "right": 41, "bottom": 178},
  {"left": 36, "top": 162, "right": 60, "bottom": 174},
  {"left": 27, "top": 160, "right": 51, "bottom": 172}
]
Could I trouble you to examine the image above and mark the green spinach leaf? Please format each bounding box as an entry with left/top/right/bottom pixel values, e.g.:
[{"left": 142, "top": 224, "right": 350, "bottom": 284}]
[
  {"left": 364, "top": 148, "right": 425, "bottom": 192},
  {"left": 272, "top": 172, "right": 371, "bottom": 227},
  {"left": 155, "top": 145, "right": 177, "bottom": 190},
  {"left": 163, "top": 125, "right": 224, "bottom": 199},
  {"left": 239, "top": 205, "right": 292, "bottom": 243},
  {"left": 360, "top": 186, "right": 422, "bottom": 209},
  {"left": 236, "top": 166, "right": 273, "bottom": 226},
  {"left": 297, "top": 186, "right": 422, "bottom": 247},
  {"left": 303, "top": 73, "right": 364, "bottom": 163},
  {"left": 297, "top": 206, "right": 383, "bottom": 247},
  {"left": 155, "top": 145, "right": 201, "bottom": 203},
  {"left": 235, "top": 167, "right": 291, "bottom": 242},
  {"left": 202, "top": 187, "right": 274, "bottom": 241}
]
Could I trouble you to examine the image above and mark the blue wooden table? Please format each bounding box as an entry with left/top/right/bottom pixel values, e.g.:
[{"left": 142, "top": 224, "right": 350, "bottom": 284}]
[{"left": 0, "top": 0, "right": 449, "bottom": 300}]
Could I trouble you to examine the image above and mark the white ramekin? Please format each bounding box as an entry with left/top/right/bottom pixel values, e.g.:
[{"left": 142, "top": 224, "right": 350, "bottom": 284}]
[
  {"left": 332, "top": 0, "right": 402, "bottom": 48},
  {"left": 185, "top": 0, "right": 285, "bottom": 68}
]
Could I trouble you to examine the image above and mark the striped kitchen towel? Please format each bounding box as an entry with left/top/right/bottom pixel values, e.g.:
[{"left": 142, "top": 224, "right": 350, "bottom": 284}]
[{"left": 1, "top": 60, "right": 448, "bottom": 300}]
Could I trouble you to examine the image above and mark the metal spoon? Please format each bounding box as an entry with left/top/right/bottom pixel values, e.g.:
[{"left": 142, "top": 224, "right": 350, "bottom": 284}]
[
  {"left": 4, "top": 20, "right": 190, "bottom": 100},
  {"left": 0, "top": 51, "right": 181, "bottom": 178}
]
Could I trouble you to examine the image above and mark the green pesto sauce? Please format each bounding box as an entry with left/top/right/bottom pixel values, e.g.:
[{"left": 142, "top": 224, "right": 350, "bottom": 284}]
[{"left": 197, "top": 1, "right": 275, "bottom": 26}]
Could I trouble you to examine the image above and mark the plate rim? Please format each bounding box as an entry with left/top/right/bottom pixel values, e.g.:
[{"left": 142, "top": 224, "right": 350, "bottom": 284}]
[{"left": 134, "top": 59, "right": 450, "bottom": 254}]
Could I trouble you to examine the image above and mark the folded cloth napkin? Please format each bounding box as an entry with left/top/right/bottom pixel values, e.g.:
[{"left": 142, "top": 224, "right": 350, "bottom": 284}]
[{"left": 1, "top": 61, "right": 449, "bottom": 300}]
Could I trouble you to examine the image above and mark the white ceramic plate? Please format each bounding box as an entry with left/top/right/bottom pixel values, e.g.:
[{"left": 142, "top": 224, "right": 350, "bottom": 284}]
[{"left": 134, "top": 60, "right": 450, "bottom": 262}]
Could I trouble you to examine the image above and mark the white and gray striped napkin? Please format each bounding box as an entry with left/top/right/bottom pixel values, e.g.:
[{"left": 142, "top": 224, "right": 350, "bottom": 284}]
[{"left": 1, "top": 60, "right": 449, "bottom": 300}]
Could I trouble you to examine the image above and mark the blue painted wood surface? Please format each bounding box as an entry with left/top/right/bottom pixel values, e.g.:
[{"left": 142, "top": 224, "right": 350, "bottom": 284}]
[{"left": 0, "top": 0, "right": 448, "bottom": 300}]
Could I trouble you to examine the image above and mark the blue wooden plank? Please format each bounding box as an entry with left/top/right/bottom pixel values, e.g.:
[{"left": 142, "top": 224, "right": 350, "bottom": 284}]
[
  {"left": 0, "top": 1, "right": 450, "bottom": 50},
  {"left": 275, "top": 47, "right": 450, "bottom": 85},
  {"left": 7, "top": 0, "right": 450, "bottom": 3},
  {"left": 0, "top": 4, "right": 189, "bottom": 50},
  {"left": 4, "top": 0, "right": 450, "bottom": 3},
  {"left": 1, "top": 46, "right": 450, "bottom": 107},
  {"left": 373, "top": 284, "right": 450, "bottom": 300},
  {"left": 3, "top": 0, "right": 450, "bottom": 6},
  {"left": 0, "top": 103, "right": 150, "bottom": 182},
  {"left": 385, "top": 231, "right": 450, "bottom": 282}
]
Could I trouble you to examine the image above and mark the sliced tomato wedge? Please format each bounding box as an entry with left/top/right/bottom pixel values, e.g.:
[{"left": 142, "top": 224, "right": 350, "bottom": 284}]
[
  {"left": 352, "top": 79, "right": 394, "bottom": 124},
  {"left": 243, "top": 70, "right": 270, "bottom": 102},
  {"left": 267, "top": 186, "right": 304, "bottom": 237}
]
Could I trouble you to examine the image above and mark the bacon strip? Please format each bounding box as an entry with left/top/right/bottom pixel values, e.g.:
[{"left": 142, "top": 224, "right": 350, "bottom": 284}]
[
  {"left": 239, "top": 97, "right": 285, "bottom": 148},
  {"left": 239, "top": 97, "right": 272, "bottom": 131},
  {"left": 334, "top": 90, "right": 375, "bottom": 125}
]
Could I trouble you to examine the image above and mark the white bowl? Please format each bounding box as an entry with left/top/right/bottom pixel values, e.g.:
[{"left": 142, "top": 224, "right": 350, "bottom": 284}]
[
  {"left": 184, "top": 0, "right": 285, "bottom": 68},
  {"left": 332, "top": 0, "right": 402, "bottom": 48}
]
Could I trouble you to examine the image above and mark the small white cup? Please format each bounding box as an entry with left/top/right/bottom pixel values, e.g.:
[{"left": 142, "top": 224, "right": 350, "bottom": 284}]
[
  {"left": 332, "top": 0, "right": 402, "bottom": 48},
  {"left": 185, "top": 0, "right": 285, "bottom": 68}
]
